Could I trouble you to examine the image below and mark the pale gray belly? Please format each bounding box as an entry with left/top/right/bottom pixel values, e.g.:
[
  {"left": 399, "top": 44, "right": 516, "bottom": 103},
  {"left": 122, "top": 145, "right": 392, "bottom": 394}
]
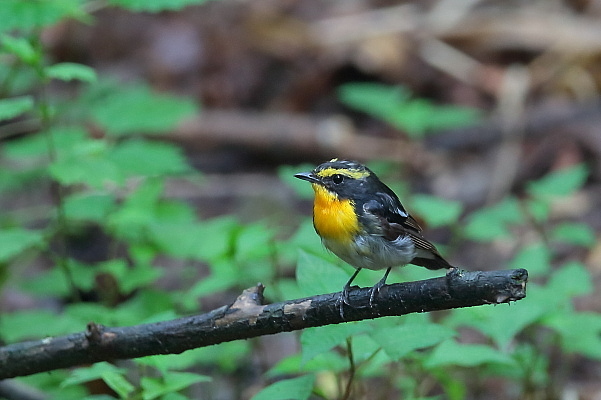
[{"left": 323, "top": 234, "right": 416, "bottom": 271}]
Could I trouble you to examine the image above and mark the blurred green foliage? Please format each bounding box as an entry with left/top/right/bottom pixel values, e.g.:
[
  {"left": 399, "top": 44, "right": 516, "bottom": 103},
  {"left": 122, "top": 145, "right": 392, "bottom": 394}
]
[
  {"left": 338, "top": 83, "right": 481, "bottom": 138},
  {"left": 0, "top": 1, "right": 599, "bottom": 400}
]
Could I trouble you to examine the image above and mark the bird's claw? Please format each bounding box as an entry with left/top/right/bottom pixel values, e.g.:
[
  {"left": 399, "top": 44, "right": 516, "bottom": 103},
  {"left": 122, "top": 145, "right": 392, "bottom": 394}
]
[
  {"left": 369, "top": 267, "right": 391, "bottom": 308},
  {"left": 369, "top": 280, "right": 386, "bottom": 307},
  {"left": 337, "top": 285, "right": 353, "bottom": 319}
]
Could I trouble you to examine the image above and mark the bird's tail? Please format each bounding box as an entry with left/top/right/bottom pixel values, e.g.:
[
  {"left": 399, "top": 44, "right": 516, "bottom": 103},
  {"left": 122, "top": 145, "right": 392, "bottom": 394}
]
[{"left": 411, "top": 253, "right": 453, "bottom": 270}]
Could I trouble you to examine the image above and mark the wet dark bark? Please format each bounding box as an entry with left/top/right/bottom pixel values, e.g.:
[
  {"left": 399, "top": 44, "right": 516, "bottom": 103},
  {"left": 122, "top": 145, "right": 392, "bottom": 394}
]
[{"left": 0, "top": 268, "right": 528, "bottom": 379}]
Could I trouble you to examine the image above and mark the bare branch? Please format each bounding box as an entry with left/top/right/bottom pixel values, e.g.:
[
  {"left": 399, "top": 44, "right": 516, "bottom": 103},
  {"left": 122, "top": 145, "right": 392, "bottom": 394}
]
[{"left": 0, "top": 268, "right": 528, "bottom": 379}]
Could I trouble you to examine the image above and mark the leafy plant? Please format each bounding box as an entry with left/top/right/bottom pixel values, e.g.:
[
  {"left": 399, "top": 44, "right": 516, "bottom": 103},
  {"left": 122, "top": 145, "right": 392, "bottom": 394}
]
[
  {"left": 1, "top": 1, "right": 598, "bottom": 399},
  {"left": 0, "top": 1, "right": 235, "bottom": 399},
  {"left": 337, "top": 83, "right": 481, "bottom": 138}
]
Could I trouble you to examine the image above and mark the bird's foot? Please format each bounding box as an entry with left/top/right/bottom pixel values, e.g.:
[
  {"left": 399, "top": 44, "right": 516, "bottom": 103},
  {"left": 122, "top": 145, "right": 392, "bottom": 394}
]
[
  {"left": 369, "top": 279, "right": 386, "bottom": 307},
  {"left": 336, "top": 284, "right": 353, "bottom": 319},
  {"left": 369, "top": 268, "right": 391, "bottom": 307}
]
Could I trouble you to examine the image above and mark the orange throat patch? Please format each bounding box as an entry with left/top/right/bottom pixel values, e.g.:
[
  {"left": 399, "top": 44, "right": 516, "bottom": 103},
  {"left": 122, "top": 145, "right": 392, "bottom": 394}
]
[{"left": 311, "top": 184, "right": 359, "bottom": 243}]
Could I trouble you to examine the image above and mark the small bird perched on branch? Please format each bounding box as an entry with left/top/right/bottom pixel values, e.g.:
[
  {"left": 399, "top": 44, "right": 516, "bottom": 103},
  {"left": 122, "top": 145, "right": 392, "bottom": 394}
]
[{"left": 295, "top": 159, "right": 453, "bottom": 317}]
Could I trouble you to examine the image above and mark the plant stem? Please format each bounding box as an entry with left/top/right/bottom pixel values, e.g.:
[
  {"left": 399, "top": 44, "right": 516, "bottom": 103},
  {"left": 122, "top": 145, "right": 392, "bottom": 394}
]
[
  {"left": 0, "top": 59, "right": 20, "bottom": 98},
  {"left": 341, "top": 337, "right": 355, "bottom": 400},
  {"left": 35, "top": 55, "right": 80, "bottom": 302},
  {"left": 517, "top": 198, "right": 550, "bottom": 245}
]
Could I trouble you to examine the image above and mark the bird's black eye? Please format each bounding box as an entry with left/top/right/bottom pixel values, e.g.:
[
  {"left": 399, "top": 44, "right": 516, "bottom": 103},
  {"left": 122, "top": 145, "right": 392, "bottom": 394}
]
[{"left": 332, "top": 174, "right": 344, "bottom": 184}]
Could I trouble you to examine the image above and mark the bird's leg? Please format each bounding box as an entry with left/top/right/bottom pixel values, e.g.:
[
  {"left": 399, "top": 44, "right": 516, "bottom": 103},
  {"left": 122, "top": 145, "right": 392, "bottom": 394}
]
[
  {"left": 369, "top": 267, "right": 391, "bottom": 306},
  {"left": 337, "top": 268, "right": 362, "bottom": 319}
]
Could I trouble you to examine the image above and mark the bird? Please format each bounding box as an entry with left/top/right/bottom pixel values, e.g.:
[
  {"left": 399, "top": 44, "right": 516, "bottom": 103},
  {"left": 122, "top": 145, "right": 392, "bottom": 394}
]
[{"left": 294, "top": 159, "right": 453, "bottom": 317}]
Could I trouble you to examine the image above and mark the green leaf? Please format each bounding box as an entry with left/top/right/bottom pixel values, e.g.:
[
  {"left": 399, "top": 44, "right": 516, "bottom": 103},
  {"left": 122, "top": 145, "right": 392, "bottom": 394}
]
[
  {"left": 446, "top": 301, "right": 547, "bottom": 349},
  {"left": 107, "top": 179, "right": 165, "bottom": 242},
  {"left": 66, "top": 303, "right": 116, "bottom": 326},
  {"left": 160, "top": 393, "right": 189, "bottom": 400},
  {"left": 45, "top": 62, "right": 97, "bottom": 83},
  {"left": 64, "top": 193, "right": 116, "bottom": 222},
  {"left": 3, "top": 127, "right": 88, "bottom": 161},
  {"left": 96, "top": 259, "right": 128, "bottom": 280},
  {"left": 393, "top": 98, "right": 480, "bottom": 137},
  {"left": 117, "top": 289, "right": 176, "bottom": 325},
  {"left": 435, "top": 373, "right": 468, "bottom": 400},
  {"left": 463, "top": 196, "right": 522, "bottom": 241},
  {"left": 425, "top": 340, "right": 515, "bottom": 368},
  {"left": 268, "top": 352, "right": 348, "bottom": 377},
  {"left": 155, "top": 198, "right": 197, "bottom": 223},
  {"left": 62, "top": 362, "right": 135, "bottom": 398},
  {"left": 551, "top": 222, "right": 596, "bottom": 247},
  {"left": 62, "top": 362, "right": 127, "bottom": 387},
  {"left": 20, "top": 267, "right": 71, "bottom": 298},
  {"left": 527, "top": 164, "right": 588, "bottom": 199},
  {"left": 119, "top": 264, "right": 163, "bottom": 294},
  {"left": 0, "top": 228, "right": 44, "bottom": 262},
  {"left": 546, "top": 261, "right": 593, "bottom": 299},
  {"left": 149, "top": 218, "right": 236, "bottom": 262},
  {"left": 141, "top": 372, "right": 210, "bottom": 400},
  {"left": 18, "top": 371, "right": 87, "bottom": 399},
  {"left": 252, "top": 375, "right": 315, "bottom": 400},
  {"left": 39, "top": 131, "right": 126, "bottom": 188},
  {"left": 0, "top": 62, "right": 37, "bottom": 93},
  {"left": 269, "top": 279, "right": 302, "bottom": 304},
  {"left": 174, "top": 341, "right": 250, "bottom": 372},
  {"left": 500, "top": 344, "right": 549, "bottom": 385},
  {"left": 370, "top": 323, "right": 455, "bottom": 360},
  {"left": 523, "top": 282, "right": 574, "bottom": 319},
  {"left": 89, "top": 82, "right": 198, "bottom": 136},
  {"left": 0, "top": 96, "right": 34, "bottom": 121},
  {"left": 0, "top": 309, "right": 80, "bottom": 342},
  {"left": 508, "top": 242, "right": 551, "bottom": 277},
  {"left": 523, "top": 197, "right": 550, "bottom": 222},
  {"left": 238, "top": 262, "right": 274, "bottom": 289},
  {"left": 277, "top": 219, "right": 324, "bottom": 266},
  {"left": 234, "top": 223, "right": 275, "bottom": 261},
  {"left": 339, "top": 83, "right": 412, "bottom": 124},
  {"left": 1, "top": 34, "right": 39, "bottom": 64},
  {"left": 136, "top": 348, "right": 211, "bottom": 374},
  {"left": 109, "top": 0, "right": 212, "bottom": 12},
  {"left": 410, "top": 194, "right": 463, "bottom": 228},
  {"left": 65, "top": 364, "right": 135, "bottom": 398},
  {"left": 101, "top": 371, "right": 136, "bottom": 399},
  {"left": 187, "top": 261, "right": 239, "bottom": 297},
  {"left": 130, "top": 243, "right": 158, "bottom": 266},
  {"left": 296, "top": 250, "right": 350, "bottom": 296},
  {"left": 0, "top": 168, "right": 44, "bottom": 194},
  {"left": 300, "top": 323, "right": 367, "bottom": 364},
  {"left": 338, "top": 83, "right": 479, "bottom": 137},
  {"left": 544, "top": 312, "right": 601, "bottom": 359},
  {"left": 108, "top": 139, "right": 190, "bottom": 177},
  {"left": 65, "top": 260, "right": 97, "bottom": 292},
  {"left": 49, "top": 153, "right": 122, "bottom": 188},
  {"left": 0, "top": 0, "right": 87, "bottom": 31},
  {"left": 350, "top": 334, "right": 388, "bottom": 368}
]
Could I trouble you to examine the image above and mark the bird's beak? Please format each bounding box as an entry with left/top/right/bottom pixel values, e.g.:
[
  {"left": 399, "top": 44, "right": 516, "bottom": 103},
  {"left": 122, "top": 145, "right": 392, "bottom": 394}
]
[{"left": 294, "top": 171, "right": 320, "bottom": 184}]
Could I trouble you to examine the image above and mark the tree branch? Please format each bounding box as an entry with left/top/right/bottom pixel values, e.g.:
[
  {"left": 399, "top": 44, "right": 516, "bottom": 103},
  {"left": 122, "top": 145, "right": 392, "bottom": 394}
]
[{"left": 0, "top": 268, "right": 528, "bottom": 379}]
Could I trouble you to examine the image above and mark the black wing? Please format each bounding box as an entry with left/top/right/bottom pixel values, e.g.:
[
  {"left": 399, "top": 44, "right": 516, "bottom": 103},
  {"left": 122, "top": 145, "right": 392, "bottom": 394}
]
[{"left": 363, "top": 193, "right": 452, "bottom": 270}]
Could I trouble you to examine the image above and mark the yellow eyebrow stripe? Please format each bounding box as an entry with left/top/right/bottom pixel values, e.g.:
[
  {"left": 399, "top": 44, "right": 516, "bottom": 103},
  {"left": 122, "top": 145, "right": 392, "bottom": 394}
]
[{"left": 316, "top": 167, "right": 370, "bottom": 180}]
